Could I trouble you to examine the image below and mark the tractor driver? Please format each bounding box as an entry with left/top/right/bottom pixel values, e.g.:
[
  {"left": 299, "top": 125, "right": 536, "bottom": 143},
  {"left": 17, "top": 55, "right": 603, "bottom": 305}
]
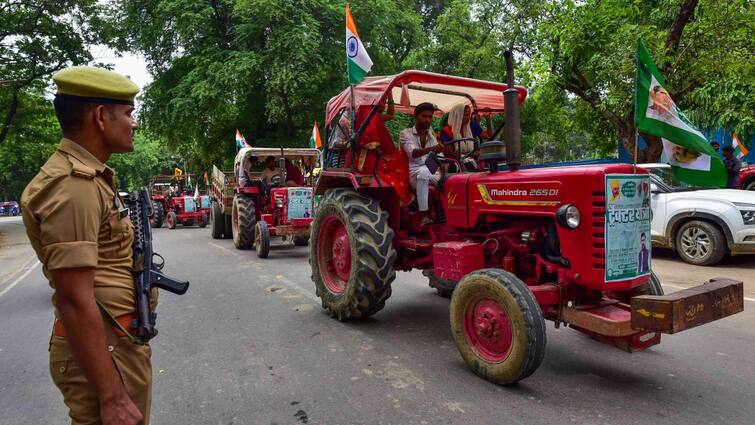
[
  {"left": 400, "top": 102, "right": 452, "bottom": 225},
  {"left": 259, "top": 155, "right": 301, "bottom": 187}
]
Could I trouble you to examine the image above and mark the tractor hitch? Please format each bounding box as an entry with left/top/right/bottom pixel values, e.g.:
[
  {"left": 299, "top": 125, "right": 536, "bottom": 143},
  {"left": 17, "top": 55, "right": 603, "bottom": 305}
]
[{"left": 631, "top": 278, "right": 744, "bottom": 334}]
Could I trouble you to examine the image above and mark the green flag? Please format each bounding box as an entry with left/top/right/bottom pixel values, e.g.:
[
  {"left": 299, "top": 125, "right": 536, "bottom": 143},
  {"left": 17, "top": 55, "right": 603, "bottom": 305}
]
[{"left": 635, "top": 39, "right": 726, "bottom": 187}]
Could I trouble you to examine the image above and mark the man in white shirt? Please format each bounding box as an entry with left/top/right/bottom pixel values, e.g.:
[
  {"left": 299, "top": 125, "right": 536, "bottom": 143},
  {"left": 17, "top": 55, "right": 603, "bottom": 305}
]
[
  {"left": 260, "top": 156, "right": 280, "bottom": 184},
  {"left": 400, "top": 102, "right": 450, "bottom": 224}
]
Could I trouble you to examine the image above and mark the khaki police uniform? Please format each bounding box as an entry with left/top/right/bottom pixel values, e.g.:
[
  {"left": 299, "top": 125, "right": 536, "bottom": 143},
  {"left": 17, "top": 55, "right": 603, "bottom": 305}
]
[{"left": 21, "top": 67, "right": 151, "bottom": 425}]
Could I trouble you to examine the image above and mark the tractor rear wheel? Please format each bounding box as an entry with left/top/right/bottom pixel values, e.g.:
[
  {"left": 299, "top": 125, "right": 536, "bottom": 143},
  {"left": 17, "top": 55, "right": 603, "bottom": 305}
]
[
  {"left": 293, "top": 235, "right": 309, "bottom": 246},
  {"left": 745, "top": 180, "right": 755, "bottom": 191},
  {"left": 166, "top": 211, "right": 177, "bottom": 230},
  {"left": 255, "top": 221, "right": 270, "bottom": 258},
  {"left": 310, "top": 188, "right": 396, "bottom": 321},
  {"left": 232, "top": 195, "right": 256, "bottom": 249},
  {"left": 150, "top": 202, "right": 164, "bottom": 228},
  {"left": 210, "top": 201, "right": 224, "bottom": 239},
  {"left": 450, "top": 269, "right": 546, "bottom": 385}
]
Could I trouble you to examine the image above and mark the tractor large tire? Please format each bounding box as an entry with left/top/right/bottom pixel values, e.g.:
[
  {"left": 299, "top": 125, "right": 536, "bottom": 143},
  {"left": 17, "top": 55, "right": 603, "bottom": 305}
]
[
  {"left": 310, "top": 188, "right": 396, "bottom": 321},
  {"left": 675, "top": 220, "right": 726, "bottom": 266},
  {"left": 166, "top": 212, "right": 177, "bottom": 230},
  {"left": 198, "top": 215, "right": 208, "bottom": 228},
  {"left": 255, "top": 221, "right": 270, "bottom": 258},
  {"left": 293, "top": 235, "right": 309, "bottom": 246},
  {"left": 232, "top": 195, "right": 256, "bottom": 249},
  {"left": 150, "top": 202, "right": 164, "bottom": 228},
  {"left": 450, "top": 269, "right": 546, "bottom": 385},
  {"left": 223, "top": 214, "right": 233, "bottom": 239},
  {"left": 210, "top": 201, "right": 224, "bottom": 239},
  {"left": 745, "top": 180, "right": 755, "bottom": 191}
]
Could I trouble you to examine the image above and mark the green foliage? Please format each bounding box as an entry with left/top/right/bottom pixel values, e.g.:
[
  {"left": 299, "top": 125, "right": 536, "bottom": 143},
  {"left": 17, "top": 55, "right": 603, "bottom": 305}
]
[
  {"left": 0, "top": 92, "right": 59, "bottom": 200},
  {"left": 0, "top": 0, "right": 115, "bottom": 144},
  {"left": 108, "top": 133, "right": 175, "bottom": 191}
]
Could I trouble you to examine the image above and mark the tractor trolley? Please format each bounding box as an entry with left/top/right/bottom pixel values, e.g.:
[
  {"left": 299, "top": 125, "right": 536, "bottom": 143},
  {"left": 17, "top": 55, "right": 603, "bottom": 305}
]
[
  {"left": 209, "top": 147, "right": 320, "bottom": 258},
  {"left": 309, "top": 52, "right": 744, "bottom": 384}
]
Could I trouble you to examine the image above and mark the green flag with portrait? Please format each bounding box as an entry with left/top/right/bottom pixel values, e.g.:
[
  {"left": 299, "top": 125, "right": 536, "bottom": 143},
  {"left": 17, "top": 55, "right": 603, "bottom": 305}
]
[{"left": 634, "top": 39, "right": 726, "bottom": 187}]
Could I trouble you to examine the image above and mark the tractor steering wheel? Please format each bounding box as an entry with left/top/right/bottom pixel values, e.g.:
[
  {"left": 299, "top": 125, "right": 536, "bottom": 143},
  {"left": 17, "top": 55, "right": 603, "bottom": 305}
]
[{"left": 443, "top": 137, "right": 478, "bottom": 162}]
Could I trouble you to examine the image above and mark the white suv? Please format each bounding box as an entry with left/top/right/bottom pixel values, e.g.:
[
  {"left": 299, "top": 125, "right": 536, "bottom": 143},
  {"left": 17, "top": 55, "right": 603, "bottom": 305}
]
[{"left": 640, "top": 164, "right": 755, "bottom": 266}]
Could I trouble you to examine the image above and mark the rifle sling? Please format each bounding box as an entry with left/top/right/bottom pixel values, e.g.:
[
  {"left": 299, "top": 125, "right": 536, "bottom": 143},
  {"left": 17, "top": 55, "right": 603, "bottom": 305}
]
[{"left": 96, "top": 300, "right": 145, "bottom": 345}]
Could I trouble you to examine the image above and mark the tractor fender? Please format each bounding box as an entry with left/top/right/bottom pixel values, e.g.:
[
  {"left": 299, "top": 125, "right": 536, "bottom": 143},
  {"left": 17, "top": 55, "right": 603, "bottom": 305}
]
[{"left": 314, "top": 172, "right": 361, "bottom": 195}]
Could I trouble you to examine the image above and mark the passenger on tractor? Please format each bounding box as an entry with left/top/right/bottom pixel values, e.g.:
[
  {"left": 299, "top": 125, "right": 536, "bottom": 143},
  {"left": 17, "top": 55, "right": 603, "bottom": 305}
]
[
  {"left": 349, "top": 101, "right": 412, "bottom": 205},
  {"left": 440, "top": 103, "right": 493, "bottom": 171},
  {"left": 400, "top": 102, "right": 453, "bottom": 224}
]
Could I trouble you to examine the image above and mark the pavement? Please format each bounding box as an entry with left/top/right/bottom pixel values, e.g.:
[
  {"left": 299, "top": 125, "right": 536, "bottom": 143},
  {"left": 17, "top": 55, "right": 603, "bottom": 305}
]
[{"left": 1, "top": 216, "right": 754, "bottom": 425}]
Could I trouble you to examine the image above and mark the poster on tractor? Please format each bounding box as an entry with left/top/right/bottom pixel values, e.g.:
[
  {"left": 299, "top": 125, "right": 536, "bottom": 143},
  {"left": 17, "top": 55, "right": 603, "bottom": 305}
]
[
  {"left": 604, "top": 174, "right": 652, "bottom": 282},
  {"left": 287, "top": 187, "right": 313, "bottom": 221}
]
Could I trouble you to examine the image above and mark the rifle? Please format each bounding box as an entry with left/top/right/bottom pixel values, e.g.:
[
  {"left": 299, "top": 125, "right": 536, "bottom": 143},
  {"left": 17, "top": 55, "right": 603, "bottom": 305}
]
[{"left": 124, "top": 188, "right": 189, "bottom": 342}]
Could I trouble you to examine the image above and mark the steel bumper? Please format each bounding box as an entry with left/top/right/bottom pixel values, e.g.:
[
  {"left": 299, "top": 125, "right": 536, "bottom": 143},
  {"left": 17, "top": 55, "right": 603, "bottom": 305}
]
[{"left": 631, "top": 278, "right": 744, "bottom": 334}]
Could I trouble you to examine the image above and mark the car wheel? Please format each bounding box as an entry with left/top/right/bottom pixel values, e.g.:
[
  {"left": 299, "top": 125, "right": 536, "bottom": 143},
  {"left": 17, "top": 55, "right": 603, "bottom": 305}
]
[
  {"left": 745, "top": 180, "right": 755, "bottom": 191},
  {"left": 675, "top": 220, "right": 726, "bottom": 266}
]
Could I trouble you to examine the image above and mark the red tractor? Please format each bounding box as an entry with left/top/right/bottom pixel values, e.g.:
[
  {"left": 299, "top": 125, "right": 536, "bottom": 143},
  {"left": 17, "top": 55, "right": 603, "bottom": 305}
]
[
  {"left": 310, "top": 53, "right": 744, "bottom": 385},
  {"left": 209, "top": 147, "right": 319, "bottom": 258},
  {"left": 148, "top": 174, "right": 208, "bottom": 229}
]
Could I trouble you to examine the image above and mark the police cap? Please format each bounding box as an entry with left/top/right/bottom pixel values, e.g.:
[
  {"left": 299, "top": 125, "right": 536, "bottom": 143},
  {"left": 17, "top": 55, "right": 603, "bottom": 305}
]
[{"left": 53, "top": 66, "right": 139, "bottom": 105}]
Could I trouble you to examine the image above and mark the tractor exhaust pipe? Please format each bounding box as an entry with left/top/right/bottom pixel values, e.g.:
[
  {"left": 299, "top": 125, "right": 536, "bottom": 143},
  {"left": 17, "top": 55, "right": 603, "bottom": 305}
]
[{"left": 503, "top": 51, "right": 521, "bottom": 171}]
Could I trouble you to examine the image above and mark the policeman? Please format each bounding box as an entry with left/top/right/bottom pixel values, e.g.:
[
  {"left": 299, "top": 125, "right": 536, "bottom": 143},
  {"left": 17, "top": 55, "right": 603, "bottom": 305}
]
[{"left": 21, "top": 67, "right": 149, "bottom": 425}]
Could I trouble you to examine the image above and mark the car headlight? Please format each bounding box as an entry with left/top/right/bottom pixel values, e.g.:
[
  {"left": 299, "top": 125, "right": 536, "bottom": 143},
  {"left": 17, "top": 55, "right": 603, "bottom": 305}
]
[
  {"left": 741, "top": 210, "right": 755, "bottom": 225},
  {"left": 734, "top": 203, "right": 755, "bottom": 225},
  {"left": 557, "top": 204, "right": 580, "bottom": 229}
]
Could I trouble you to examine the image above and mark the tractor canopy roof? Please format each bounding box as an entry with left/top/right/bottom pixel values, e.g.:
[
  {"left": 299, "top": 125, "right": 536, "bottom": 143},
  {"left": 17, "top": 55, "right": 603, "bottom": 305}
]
[
  {"left": 234, "top": 147, "right": 320, "bottom": 169},
  {"left": 325, "top": 70, "right": 528, "bottom": 125}
]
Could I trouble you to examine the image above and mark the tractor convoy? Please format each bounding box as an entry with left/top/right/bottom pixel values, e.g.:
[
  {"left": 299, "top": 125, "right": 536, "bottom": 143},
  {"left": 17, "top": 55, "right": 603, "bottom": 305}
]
[
  {"left": 308, "top": 52, "right": 744, "bottom": 384},
  {"left": 208, "top": 147, "right": 319, "bottom": 258},
  {"left": 148, "top": 175, "right": 208, "bottom": 229},
  {"left": 144, "top": 52, "right": 743, "bottom": 386}
]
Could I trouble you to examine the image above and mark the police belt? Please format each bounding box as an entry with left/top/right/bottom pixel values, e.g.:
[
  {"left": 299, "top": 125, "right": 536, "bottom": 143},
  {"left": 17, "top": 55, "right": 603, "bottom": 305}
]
[{"left": 53, "top": 313, "right": 137, "bottom": 338}]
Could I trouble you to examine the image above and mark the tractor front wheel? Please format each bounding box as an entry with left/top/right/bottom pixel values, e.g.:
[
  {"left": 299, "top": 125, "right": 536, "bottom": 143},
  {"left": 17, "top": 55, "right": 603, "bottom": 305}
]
[
  {"left": 166, "top": 211, "right": 177, "bottom": 230},
  {"left": 210, "top": 201, "right": 224, "bottom": 238},
  {"left": 223, "top": 214, "right": 233, "bottom": 239},
  {"left": 293, "top": 235, "right": 309, "bottom": 246},
  {"left": 198, "top": 215, "right": 208, "bottom": 228},
  {"left": 255, "top": 221, "right": 270, "bottom": 258},
  {"left": 310, "top": 188, "right": 396, "bottom": 321},
  {"left": 450, "top": 269, "right": 546, "bottom": 385},
  {"left": 232, "top": 195, "right": 256, "bottom": 249}
]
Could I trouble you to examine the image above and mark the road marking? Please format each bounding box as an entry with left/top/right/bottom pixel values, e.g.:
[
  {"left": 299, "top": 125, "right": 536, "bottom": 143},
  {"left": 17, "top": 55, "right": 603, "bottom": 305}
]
[
  {"left": 0, "top": 255, "right": 37, "bottom": 287},
  {"left": 663, "top": 283, "right": 755, "bottom": 303},
  {"left": 0, "top": 260, "right": 40, "bottom": 299}
]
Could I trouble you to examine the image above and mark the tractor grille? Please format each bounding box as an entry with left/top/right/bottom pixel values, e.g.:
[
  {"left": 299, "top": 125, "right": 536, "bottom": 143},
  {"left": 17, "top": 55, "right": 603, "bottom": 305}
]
[{"left": 591, "top": 190, "right": 606, "bottom": 270}]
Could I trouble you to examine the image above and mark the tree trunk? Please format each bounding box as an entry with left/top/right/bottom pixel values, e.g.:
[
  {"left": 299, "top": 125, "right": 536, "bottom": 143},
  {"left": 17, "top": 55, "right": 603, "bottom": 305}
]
[
  {"left": 666, "top": 0, "right": 699, "bottom": 51},
  {"left": 0, "top": 90, "right": 19, "bottom": 145}
]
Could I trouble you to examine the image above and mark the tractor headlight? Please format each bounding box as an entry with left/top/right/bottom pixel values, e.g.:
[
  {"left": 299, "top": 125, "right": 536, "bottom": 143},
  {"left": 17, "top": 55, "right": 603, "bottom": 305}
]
[
  {"left": 275, "top": 199, "right": 284, "bottom": 208},
  {"left": 557, "top": 204, "right": 580, "bottom": 229}
]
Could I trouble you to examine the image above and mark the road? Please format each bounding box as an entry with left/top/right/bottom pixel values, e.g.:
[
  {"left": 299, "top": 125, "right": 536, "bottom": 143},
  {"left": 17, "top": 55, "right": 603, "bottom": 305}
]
[{"left": 1, "top": 215, "right": 753, "bottom": 425}]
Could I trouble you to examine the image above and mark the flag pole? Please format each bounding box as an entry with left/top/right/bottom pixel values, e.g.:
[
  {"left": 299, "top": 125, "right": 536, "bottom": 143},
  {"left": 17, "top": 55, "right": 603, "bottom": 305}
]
[
  {"left": 349, "top": 84, "right": 356, "bottom": 171},
  {"left": 633, "top": 127, "right": 639, "bottom": 173}
]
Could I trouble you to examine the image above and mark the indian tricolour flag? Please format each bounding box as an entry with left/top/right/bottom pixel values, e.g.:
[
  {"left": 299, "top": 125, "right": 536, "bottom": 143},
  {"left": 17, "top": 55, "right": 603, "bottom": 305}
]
[
  {"left": 733, "top": 132, "right": 749, "bottom": 159},
  {"left": 309, "top": 122, "right": 322, "bottom": 149},
  {"left": 235, "top": 129, "right": 249, "bottom": 150},
  {"left": 346, "top": 3, "right": 373, "bottom": 85},
  {"left": 635, "top": 39, "right": 726, "bottom": 187}
]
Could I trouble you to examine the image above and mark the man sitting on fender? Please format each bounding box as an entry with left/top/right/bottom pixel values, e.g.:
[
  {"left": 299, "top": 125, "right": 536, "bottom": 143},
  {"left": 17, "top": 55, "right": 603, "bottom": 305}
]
[{"left": 400, "top": 102, "right": 452, "bottom": 225}]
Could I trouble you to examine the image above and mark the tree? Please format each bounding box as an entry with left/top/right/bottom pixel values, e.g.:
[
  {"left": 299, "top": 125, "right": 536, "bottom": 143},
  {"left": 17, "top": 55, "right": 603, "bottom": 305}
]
[
  {"left": 0, "top": 0, "right": 115, "bottom": 145},
  {"left": 108, "top": 132, "right": 176, "bottom": 191},
  {"left": 532, "top": 0, "right": 754, "bottom": 162},
  {"left": 112, "top": 0, "right": 427, "bottom": 170}
]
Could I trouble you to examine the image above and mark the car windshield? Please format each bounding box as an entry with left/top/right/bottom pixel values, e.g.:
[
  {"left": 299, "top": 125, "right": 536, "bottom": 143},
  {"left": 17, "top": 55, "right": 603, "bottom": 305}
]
[{"left": 647, "top": 167, "right": 703, "bottom": 191}]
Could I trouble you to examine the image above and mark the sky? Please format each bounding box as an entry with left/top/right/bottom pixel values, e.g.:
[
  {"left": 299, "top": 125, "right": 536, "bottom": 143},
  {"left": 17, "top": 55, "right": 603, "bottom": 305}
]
[{"left": 90, "top": 45, "right": 152, "bottom": 90}]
